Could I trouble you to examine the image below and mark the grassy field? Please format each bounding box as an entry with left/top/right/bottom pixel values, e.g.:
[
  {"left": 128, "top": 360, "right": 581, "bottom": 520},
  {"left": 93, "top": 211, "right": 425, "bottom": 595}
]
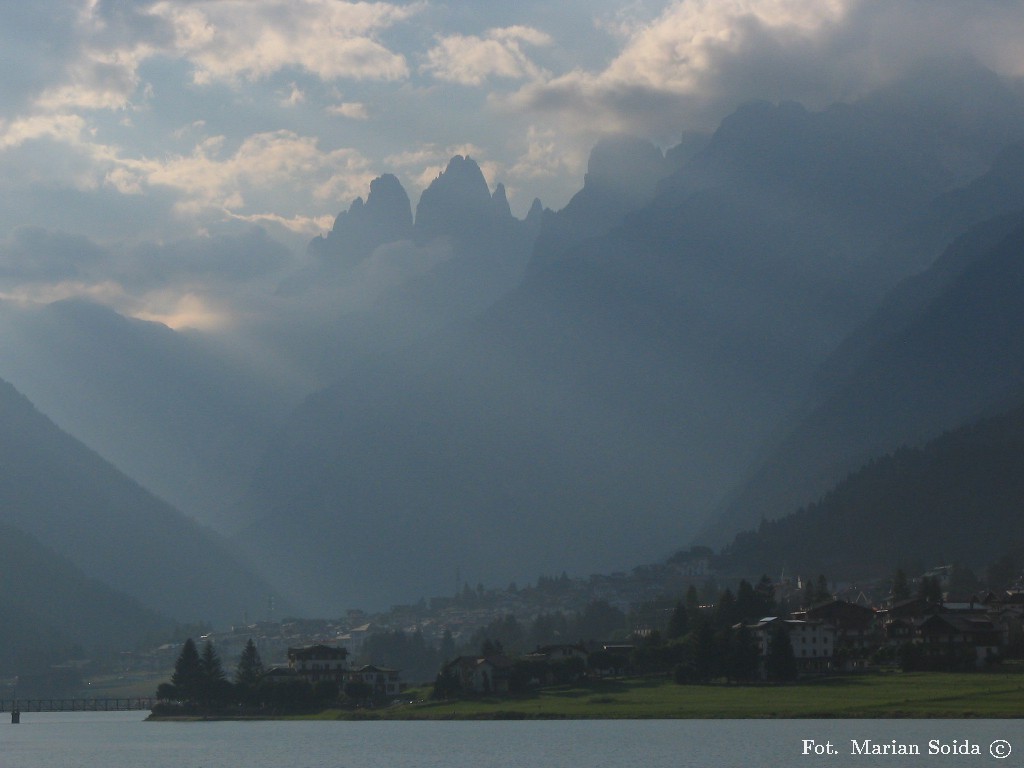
[{"left": 310, "top": 670, "right": 1024, "bottom": 720}]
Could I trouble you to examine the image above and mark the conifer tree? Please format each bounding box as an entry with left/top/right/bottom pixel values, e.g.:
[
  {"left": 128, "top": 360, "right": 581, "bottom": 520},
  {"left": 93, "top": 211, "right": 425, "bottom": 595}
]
[
  {"left": 726, "top": 624, "right": 760, "bottom": 683},
  {"left": 170, "top": 638, "right": 202, "bottom": 704},
  {"left": 666, "top": 602, "right": 689, "bottom": 640},
  {"left": 765, "top": 622, "right": 798, "bottom": 682},
  {"left": 234, "top": 638, "right": 265, "bottom": 688},
  {"left": 199, "top": 639, "right": 229, "bottom": 708}
]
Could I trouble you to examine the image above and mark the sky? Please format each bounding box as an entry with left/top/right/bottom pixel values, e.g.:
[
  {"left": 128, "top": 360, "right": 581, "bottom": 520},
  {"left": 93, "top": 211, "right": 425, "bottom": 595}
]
[{"left": 2, "top": 0, "right": 1024, "bottom": 330}]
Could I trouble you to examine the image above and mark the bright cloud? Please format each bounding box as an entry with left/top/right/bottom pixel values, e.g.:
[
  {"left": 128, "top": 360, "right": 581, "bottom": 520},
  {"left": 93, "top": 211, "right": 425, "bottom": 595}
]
[
  {"left": 423, "top": 26, "right": 553, "bottom": 85},
  {"left": 328, "top": 102, "right": 370, "bottom": 119},
  {"left": 1, "top": 0, "right": 1024, "bottom": 317},
  {"left": 0, "top": 113, "right": 89, "bottom": 149},
  {"left": 509, "top": 0, "right": 1024, "bottom": 139},
  {"left": 108, "top": 130, "right": 375, "bottom": 229},
  {"left": 151, "top": 0, "right": 419, "bottom": 84}
]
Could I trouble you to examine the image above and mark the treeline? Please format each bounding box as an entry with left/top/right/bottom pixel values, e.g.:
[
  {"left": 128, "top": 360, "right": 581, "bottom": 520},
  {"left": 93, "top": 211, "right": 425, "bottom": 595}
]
[
  {"left": 154, "top": 638, "right": 346, "bottom": 715},
  {"left": 606, "top": 579, "right": 798, "bottom": 685},
  {"left": 434, "top": 579, "right": 803, "bottom": 696},
  {"left": 349, "top": 599, "right": 634, "bottom": 682},
  {"left": 720, "top": 401, "right": 1024, "bottom": 582}
]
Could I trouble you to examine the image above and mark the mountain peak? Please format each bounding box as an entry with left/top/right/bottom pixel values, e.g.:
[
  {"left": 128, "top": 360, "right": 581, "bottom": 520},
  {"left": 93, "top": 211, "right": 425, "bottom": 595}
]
[
  {"left": 308, "top": 173, "right": 413, "bottom": 264},
  {"left": 414, "top": 155, "right": 506, "bottom": 241},
  {"left": 491, "top": 182, "right": 512, "bottom": 219}
]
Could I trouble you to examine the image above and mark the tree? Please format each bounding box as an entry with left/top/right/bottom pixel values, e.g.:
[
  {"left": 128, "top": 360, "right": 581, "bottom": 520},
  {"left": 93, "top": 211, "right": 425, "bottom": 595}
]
[
  {"left": 431, "top": 667, "right": 461, "bottom": 700},
  {"left": 234, "top": 639, "right": 264, "bottom": 687},
  {"left": 234, "top": 639, "right": 264, "bottom": 706},
  {"left": 572, "top": 600, "right": 626, "bottom": 642},
  {"left": 666, "top": 602, "right": 689, "bottom": 640},
  {"left": 725, "top": 625, "right": 760, "bottom": 683},
  {"left": 169, "top": 638, "right": 202, "bottom": 704},
  {"left": 198, "top": 639, "right": 231, "bottom": 708},
  {"left": 439, "top": 629, "right": 456, "bottom": 663},
  {"left": 765, "top": 622, "right": 798, "bottom": 682},
  {"left": 735, "top": 579, "right": 774, "bottom": 624},
  {"left": 344, "top": 679, "right": 373, "bottom": 702},
  {"left": 480, "top": 638, "right": 504, "bottom": 656},
  {"left": 692, "top": 623, "right": 720, "bottom": 682},
  {"left": 714, "top": 588, "right": 737, "bottom": 629}
]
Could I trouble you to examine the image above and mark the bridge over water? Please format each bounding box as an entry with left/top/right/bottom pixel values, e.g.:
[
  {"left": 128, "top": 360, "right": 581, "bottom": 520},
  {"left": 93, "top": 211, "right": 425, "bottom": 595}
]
[{"left": 0, "top": 698, "right": 155, "bottom": 713}]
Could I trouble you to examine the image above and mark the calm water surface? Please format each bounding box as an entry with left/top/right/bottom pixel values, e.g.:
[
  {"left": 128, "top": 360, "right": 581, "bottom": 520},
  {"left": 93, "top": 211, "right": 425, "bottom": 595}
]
[{"left": 1, "top": 712, "right": 1020, "bottom": 767}]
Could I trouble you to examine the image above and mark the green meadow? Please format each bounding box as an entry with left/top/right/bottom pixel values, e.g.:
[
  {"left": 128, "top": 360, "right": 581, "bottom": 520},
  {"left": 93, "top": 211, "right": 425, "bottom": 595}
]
[{"left": 309, "top": 671, "right": 1024, "bottom": 720}]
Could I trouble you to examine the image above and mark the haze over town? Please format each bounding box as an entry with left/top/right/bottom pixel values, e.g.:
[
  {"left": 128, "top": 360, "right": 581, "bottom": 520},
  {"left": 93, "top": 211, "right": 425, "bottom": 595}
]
[{"left": 3, "top": 0, "right": 1024, "bottom": 629}]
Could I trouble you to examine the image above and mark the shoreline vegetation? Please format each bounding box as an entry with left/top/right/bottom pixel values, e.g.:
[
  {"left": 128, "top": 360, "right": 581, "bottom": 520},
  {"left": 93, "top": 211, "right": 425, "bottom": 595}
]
[{"left": 148, "top": 669, "right": 1024, "bottom": 721}]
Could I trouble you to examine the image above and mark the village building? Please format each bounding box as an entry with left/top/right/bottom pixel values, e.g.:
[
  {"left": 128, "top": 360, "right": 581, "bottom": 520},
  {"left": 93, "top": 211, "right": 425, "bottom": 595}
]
[
  {"left": 791, "top": 599, "right": 877, "bottom": 670},
  {"left": 345, "top": 664, "right": 402, "bottom": 697},
  {"left": 287, "top": 644, "right": 350, "bottom": 684},
  {"left": 442, "top": 655, "right": 514, "bottom": 693},
  {"left": 747, "top": 617, "right": 836, "bottom": 676}
]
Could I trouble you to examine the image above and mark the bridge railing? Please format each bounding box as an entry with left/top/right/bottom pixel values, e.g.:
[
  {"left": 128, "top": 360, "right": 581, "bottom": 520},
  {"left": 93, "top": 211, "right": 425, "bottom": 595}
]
[{"left": 0, "top": 698, "right": 155, "bottom": 712}]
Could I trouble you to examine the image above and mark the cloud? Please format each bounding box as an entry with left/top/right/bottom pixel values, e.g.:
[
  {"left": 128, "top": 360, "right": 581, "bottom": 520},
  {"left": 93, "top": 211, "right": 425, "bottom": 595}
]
[
  {"left": 107, "top": 130, "right": 376, "bottom": 230},
  {"left": 507, "top": 125, "right": 580, "bottom": 182},
  {"left": 151, "top": 0, "right": 420, "bottom": 85},
  {"left": 0, "top": 113, "right": 89, "bottom": 150},
  {"left": 506, "top": 0, "right": 1024, "bottom": 140},
  {"left": 328, "top": 102, "right": 370, "bottom": 120},
  {"left": 423, "top": 26, "right": 553, "bottom": 85},
  {"left": 0, "top": 223, "right": 300, "bottom": 334},
  {"left": 0, "top": 227, "right": 107, "bottom": 282},
  {"left": 281, "top": 83, "right": 307, "bottom": 107}
]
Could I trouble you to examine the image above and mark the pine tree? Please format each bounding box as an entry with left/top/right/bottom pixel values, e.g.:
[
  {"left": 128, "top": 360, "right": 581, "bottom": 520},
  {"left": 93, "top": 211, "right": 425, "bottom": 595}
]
[
  {"left": 199, "top": 639, "right": 229, "bottom": 708},
  {"left": 765, "top": 622, "right": 798, "bottom": 682},
  {"left": 726, "top": 624, "right": 761, "bottom": 683},
  {"left": 235, "top": 638, "right": 265, "bottom": 689},
  {"left": 170, "top": 638, "right": 202, "bottom": 704},
  {"left": 666, "top": 602, "right": 689, "bottom": 640}
]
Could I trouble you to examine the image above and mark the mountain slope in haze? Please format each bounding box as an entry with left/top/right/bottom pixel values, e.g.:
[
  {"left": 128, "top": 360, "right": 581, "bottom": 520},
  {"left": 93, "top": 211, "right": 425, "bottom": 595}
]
[
  {"left": 275, "top": 155, "right": 544, "bottom": 384},
  {"left": 720, "top": 399, "right": 1024, "bottom": 580},
  {"left": 0, "top": 520, "right": 169, "bottom": 690},
  {"left": 0, "top": 299, "right": 299, "bottom": 533},
  {"left": 0, "top": 377, "right": 289, "bottom": 625},
  {"left": 235, "top": 65, "right": 1024, "bottom": 614},
  {"left": 709, "top": 205, "right": 1024, "bottom": 544},
  {"left": 526, "top": 135, "right": 678, "bottom": 277}
]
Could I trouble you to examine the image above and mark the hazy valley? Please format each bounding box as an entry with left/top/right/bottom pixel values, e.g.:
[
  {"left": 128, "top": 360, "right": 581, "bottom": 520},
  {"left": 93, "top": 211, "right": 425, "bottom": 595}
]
[{"left": 4, "top": 56, "right": 1024, "bottom": 691}]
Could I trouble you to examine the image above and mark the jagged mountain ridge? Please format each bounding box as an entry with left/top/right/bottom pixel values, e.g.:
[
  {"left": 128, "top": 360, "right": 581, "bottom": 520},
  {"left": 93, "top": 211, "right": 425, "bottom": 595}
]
[
  {"left": 271, "top": 155, "right": 544, "bottom": 384},
  {"left": 235, "top": 64, "right": 1024, "bottom": 613}
]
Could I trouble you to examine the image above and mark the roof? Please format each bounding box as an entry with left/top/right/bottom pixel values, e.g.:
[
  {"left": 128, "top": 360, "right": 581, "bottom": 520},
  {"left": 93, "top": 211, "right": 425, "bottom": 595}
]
[
  {"left": 353, "top": 664, "right": 399, "bottom": 674},
  {"left": 287, "top": 644, "right": 348, "bottom": 660}
]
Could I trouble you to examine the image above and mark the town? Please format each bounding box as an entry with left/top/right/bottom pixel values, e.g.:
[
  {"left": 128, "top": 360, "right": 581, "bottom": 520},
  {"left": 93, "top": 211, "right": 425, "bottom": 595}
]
[{"left": 142, "top": 549, "right": 1024, "bottom": 715}]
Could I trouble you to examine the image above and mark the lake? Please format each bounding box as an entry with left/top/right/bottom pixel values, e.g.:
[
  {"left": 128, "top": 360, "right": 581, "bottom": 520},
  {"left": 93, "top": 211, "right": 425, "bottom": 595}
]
[{"left": 1, "top": 712, "right": 1019, "bottom": 767}]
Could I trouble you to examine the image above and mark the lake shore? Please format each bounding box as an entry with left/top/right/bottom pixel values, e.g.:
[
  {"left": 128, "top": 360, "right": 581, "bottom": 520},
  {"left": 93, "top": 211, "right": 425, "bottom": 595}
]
[{"left": 148, "top": 670, "right": 1024, "bottom": 721}]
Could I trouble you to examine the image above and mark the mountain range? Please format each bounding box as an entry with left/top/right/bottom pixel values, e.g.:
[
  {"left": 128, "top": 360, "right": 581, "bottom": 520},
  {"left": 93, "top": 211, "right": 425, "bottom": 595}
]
[
  {"left": 2, "top": 58, "right": 1024, "bottom": 632},
  {"left": 235, "top": 60, "right": 1024, "bottom": 611}
]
